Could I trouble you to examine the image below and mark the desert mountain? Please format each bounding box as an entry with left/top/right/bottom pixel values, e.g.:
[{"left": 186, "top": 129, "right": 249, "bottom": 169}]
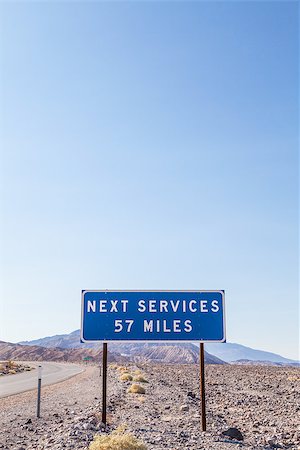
[
  {"left": 20, "top": 329, "right": 297, "bottom": 365},
  {"left": 0, "top": 341, "right": 224, "bottom": 364},
  {"left": 1, "top": 340, "right": 223, "bottom": 364},
  {"left": 18, "top": 331, "right": 225, "bottom": 364},
  {"left": 20, "top": 330, "right": 92, "bottom": 350},
  {"left": 204, "top": 342, "right": 297, "bottom": 364},
  {"left": 108, "top": 342, "right": 225, "bottom": 364},
  {"left": 231, "top": 359, "right": 300, "bottom": 367},
  {"left": 0, "top": 341, "right": 125, "bottom": 363}
]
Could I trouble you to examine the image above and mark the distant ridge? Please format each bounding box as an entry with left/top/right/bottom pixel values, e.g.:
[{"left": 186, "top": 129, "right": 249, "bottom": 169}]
[
  {"left": 204, "top": 342, "right": 298, "bottom": 365},
  {"left": 108, "top": 342, "right": 225, "bottom": 364},
  {"left": 19, "top": 331, "right": 224, "bottom": 364},
  {"left": 233, "top": 359, "right": 300, "bottom": 367},
  {"left": 20, "top": 330, "right": 86, "bottom": 350},
  {"left": 0, "top": 341, "right": 126, "bottom": 363},
  {"left": 19, "top": 329, "right": 298, "bottom": 365},
  {"left": 1, "top": 340, "right": 223, "bottom": 365}
]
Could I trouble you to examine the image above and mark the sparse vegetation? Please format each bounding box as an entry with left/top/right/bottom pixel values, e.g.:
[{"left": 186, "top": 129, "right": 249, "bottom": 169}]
[
  {"left": 110, "top": 364, "right": 119, "bottom": 370},
  {"left": 120, "top": 373, "right": 133, "bottom": 381},
  {"left": 127, "top": 384, "right": 145, "bottom": 394},
  {"left": 0, "top": 361, "right": 34, "bottom": 376},
  {"left": 132, "top": 375, "right": 148, "bottom": 383},
  {"left": 287, "top": 375, "right": 299, "bottom": 382},
  {"left": 2, "top": 362, "right": 300, "bottom": 450},
  {"left": 89, "top": 425, "right": 147, "bottom": 450},
  {"left": 117, "top": 366, "right": 128, "bottom": 372}
]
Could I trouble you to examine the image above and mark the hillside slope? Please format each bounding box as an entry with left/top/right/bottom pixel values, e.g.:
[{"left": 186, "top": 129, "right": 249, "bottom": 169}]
[
  {"left": 19, "top": 329, "right": 297, "bottom": 364},
  {"left": 0, "top": 341, "right": 125, "bottom": 363},
  {"left": 20, "top": 332, "right": 225, "bottom": 364},
  {"left": 0, "top": 340, "right": 224, "bottom": 365},
  {"left": 108, "top": 342, "right": 225, "bottom": 364},
  {"left": 204, "top": 342, "right": 297, "bottom": 364}
]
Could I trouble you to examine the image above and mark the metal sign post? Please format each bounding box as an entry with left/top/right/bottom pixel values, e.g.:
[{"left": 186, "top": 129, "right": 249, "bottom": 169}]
[
  {"left": 200, "top": 343, "right": 206, "bottom": 431},
  {"left": 101, "top": 343, "right": 108, "bottom": 425},
  {"left": 37, "top": 365, "right": 42, "bottom": 418}
]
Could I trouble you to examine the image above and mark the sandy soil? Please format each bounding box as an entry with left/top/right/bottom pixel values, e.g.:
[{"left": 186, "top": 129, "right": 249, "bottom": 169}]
[{"left": 0, "top": 363, "right": 299, "bottom": 450}]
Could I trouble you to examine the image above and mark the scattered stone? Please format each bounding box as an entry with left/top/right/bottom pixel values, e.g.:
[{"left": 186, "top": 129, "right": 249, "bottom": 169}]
[
  {"left": 180, "top": 404, "right": 189, "bottom": 412},
  {"left": 267, "top": 440, "right": 283, "bottom": 449},
  {"left": 222, "top": 428, "right": 244, "bottom": 441},
  {"left": 1, "top": 364, "right": 299, "bottom": 450},
  {"left": 187, "top": 391, "right": 196, "bottom": 398}
]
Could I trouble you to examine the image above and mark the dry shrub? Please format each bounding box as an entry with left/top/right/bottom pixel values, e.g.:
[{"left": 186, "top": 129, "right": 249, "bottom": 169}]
[
  {"left": 127, "top": 384, "right": 145, "bottom": 394},
  {"left": 133, "top": 375, "right": 148, "bottom": 383},
  {"left": 120, "top": 373, "right": 133, "bottom": 382},
  {"left": 117, "top": 366, "right": 128, "bottom": 372},
  {"left": 89, "top": 426, "right": 147, "bottom": 450},
  {"left": 287, "top": 375, "right": 299, "bottom": 382},
  {"left": 133, "top": 369, "right": 141, "bottom": 375},
  {"left": 137, "top": 396, "right": 146, "bottom": 403},
  {"left": 8, "top": 369, "right": 16, "bottom": 374},
  {"left": 110, "top": 364, "right": 118, "bottom": 370}
]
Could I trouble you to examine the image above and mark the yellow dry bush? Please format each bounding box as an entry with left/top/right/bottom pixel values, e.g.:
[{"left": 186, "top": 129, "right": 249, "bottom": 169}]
[
  {"left": 137, "top": 396, "right": 146, "bottom": 403},
  {"left": 89, "top": 426, "right": 147, "bottom": 450},
  {"left": 117, "top": 366, "right": 128, "bottom": 372},
  {"left": 133, "top": 369, "right": 142, "bottom": 375},
  {"left": 127, "top": 384, "right": 145, "bottom": 394},
  {"left": 110, "top": 364, "right": 118, "bottom": 370},
  {"left": 120, "top": 373, "right": 133, "bottom": 381},
  {"left": 287, "top": 375, "right": 299, "bottom": 382},
  {"left": 8, "top": 369, "right": 16, "bottom": 374},
  {"left": 132, "top": 375, "right": 148, "bottom": 383}
]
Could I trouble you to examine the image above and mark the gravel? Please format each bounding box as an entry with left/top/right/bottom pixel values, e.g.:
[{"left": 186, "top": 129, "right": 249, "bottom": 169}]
[{"left": 0, "top": 363, "right": 299, "bottom": 450}]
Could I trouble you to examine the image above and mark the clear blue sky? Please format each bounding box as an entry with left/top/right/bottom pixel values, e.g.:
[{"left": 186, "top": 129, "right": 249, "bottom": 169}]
[{"left": 0, "top": 1, "right": 298, "bottom": 359}]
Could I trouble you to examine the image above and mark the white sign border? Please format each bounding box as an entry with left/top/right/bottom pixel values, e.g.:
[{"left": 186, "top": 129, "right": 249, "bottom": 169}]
[{"left": 81, "top": 290, "right": 226, "bottom": 343}]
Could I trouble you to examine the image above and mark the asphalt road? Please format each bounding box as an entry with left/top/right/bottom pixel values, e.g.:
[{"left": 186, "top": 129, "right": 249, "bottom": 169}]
[{"left": 0, "top": 361, "right": 84, "bottom": 398}]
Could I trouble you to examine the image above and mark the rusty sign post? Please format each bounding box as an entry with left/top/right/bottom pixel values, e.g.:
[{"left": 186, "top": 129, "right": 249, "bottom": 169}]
[
  {"left": 200, "top": 343, "right": 207, "bottom": 431},
  {"left": 101, "top": 342, "right": 108, "bottom": 425}
]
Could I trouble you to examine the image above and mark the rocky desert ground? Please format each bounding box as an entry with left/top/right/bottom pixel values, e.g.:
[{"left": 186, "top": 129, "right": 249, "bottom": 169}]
[{"left": 0, "top": 362, "right": 299, "bottom": 450}]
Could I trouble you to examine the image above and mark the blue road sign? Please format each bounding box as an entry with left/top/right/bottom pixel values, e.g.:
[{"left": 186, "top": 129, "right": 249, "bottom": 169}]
[{"left": 81, "top": 290, "right": 225, "bottom": 342}]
